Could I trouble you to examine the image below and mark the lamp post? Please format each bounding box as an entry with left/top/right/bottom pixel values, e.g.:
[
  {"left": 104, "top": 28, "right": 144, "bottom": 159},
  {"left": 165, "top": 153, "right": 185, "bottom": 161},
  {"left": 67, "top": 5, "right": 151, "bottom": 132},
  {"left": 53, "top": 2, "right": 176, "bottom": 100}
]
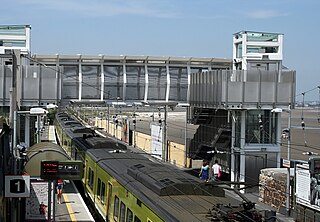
[
  {"left": 133, "top": 106, "right": 136, "bottom": 148},
  {"left": 272, "top": 105, "right": 291, "bottom": 215},
  {"left": 12, "top": 107, "right": 48, "bottom": 222},
  {"left": 107, "top": 103, "right": 110, "bottom": 134},
  {"left": 286, "top": 105, "right": 291, "bottom": 216}
]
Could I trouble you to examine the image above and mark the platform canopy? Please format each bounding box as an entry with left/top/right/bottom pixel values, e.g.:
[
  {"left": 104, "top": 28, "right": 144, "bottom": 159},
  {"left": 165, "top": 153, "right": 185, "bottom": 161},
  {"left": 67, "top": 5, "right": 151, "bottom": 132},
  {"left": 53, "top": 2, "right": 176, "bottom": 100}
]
[{"left": 24, "top": 142, "right": 70, "bottom": 177}]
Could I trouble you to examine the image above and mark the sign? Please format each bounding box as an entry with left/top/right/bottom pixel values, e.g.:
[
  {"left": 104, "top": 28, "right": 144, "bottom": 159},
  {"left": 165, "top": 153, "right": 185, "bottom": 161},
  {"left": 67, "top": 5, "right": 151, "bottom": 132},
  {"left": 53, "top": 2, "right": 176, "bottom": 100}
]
[
  {"left": 25, "top": 179, "right": 53, "bottom": 221},
  {"left": 40, "top": 160, "right": 83, "bottom": 180},
  {"left": 5, "top": 175, "right": 30, "bottom": 197},
  {"left": 283, "top": 159, "right": 291, "bottom": 168},
  {"left": 295, "top": 163, "right": 320, "bottom": 211},
  {"left": 296, "top": 165, "right": 310, "bottom": 205},
  {"left": 151, "top": 124, "right": 163, "bottom": 159}
]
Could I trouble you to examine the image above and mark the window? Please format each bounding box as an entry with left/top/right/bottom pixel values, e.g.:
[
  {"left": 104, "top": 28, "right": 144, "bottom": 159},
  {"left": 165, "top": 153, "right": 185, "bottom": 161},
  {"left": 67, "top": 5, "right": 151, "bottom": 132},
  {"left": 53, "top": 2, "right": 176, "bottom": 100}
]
[
  {"left": 134, "top": 216, "right": 141, "bottom": 222},
  {"left": 119, "top": 202, "right": 126, "bottom": 222},
  {"left": 114, "top": 196, "right": 119, "bottom": 220},
  {"left": 169, "top": 67, "right": 187, "bottom": 101},
  {"left": 136, "top": 199, "right": 142, "bottom": 207},
  {"left": 90, "top": 170, "right": 94, "bottom": 189},
  {"left": 237, "top": 44, "right": 242, "bottom": 58},
  {"left": 87, "top": 169, "right": 91, "bottom": 185},
  {"left": 97, "top": 178, "right": 101, "bottom": 197},
  {"left": 103, "top": 66, "right": 123, "bottom": 100},
  {"left": 147, "top": 66, "right": 166, "bottom": 100},
  {"left": 247, "top": 46, "right": 278, "bottom": 54},
  {"left": 87, "top": 168, "right": 94, "bottom": 189},
  {"left": 62, "top": 66, "right": 79, "bottom": 100},
  {"left": 82, "top": 65, "right": 100, "bottom": 99},
  {"left": 126, "top": 208, "right": 133, "bottom": 222},
  {"left": 245, "top": 110, "right": 276, "bottom": 144},
  {"left": 101, "top": 182, "right": 106, "bottom": 204}
]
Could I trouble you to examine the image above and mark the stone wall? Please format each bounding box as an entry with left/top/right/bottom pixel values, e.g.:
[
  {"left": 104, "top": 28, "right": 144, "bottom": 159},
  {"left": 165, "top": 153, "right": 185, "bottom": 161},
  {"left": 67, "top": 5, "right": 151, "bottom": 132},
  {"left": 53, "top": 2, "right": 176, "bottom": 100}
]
[{"left": 259, "top": 168, "right": 288, "bottom": 210}]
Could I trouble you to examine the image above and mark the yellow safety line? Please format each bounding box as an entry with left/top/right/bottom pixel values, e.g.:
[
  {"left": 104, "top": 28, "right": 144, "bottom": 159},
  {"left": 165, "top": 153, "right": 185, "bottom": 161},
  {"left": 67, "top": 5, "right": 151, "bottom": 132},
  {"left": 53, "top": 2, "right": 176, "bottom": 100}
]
[
  {"left": 62, "top": 193, "right": 77, "bottom": 222},
  {"left": 48, "top": 126, "right": 54, "bottom": 141}
]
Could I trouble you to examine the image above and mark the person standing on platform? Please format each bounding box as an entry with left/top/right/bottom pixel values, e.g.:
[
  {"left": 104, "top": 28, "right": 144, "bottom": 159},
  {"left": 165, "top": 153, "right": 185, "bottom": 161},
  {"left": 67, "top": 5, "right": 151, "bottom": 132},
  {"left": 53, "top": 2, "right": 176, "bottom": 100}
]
[
  {"left": 199, "top": 160, "right": 210, "bottom": 182},
  {"left": 56, "top": 179, "right": 64, "bottom": 204},
  {"left": 212, "top": 160, "right": 222, "bottom": 181}
]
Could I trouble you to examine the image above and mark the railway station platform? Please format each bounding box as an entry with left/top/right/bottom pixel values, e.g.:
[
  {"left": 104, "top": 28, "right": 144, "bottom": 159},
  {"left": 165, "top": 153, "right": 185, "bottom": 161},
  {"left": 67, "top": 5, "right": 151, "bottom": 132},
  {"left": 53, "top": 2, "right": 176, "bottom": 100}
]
[
  {"left": 54, "top": 180, "right": 94, "bottom": 222},
  {"left": 24, "top": 125, "right": 94, "bottom": 222}
]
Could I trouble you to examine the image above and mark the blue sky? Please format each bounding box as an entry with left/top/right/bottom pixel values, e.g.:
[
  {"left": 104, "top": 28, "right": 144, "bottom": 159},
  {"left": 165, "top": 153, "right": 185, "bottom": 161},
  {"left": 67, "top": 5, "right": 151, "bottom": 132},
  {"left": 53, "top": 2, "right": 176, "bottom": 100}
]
[{"left": 2, "top": 0, "right": 320, "bottom": 101}]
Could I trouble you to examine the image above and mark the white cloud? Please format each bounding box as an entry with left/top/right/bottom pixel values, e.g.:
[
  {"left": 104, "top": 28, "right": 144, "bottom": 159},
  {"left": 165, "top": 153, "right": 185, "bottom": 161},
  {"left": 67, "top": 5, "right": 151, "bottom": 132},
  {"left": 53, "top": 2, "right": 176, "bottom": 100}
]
[
  {"left": 14, "top": 0, "right": 177, "bottom": 18},
  {"left": 246, "top": 10, "right": 289, "bottom": 19}
]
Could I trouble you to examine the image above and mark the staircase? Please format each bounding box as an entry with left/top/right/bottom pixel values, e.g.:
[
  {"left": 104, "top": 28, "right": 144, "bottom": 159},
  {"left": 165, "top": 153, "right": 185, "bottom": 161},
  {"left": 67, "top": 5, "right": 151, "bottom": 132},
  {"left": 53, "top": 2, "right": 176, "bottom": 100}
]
[{"left": 189, "top": 108, "right": 231, "bottom": 160}]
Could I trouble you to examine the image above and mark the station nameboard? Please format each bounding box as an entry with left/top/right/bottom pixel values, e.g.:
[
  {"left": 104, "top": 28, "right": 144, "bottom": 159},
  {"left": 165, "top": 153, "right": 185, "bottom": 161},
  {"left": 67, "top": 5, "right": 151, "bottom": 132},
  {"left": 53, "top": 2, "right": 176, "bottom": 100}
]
[{"left": 40, "top": 160, "right": 83, "bottom": 180}]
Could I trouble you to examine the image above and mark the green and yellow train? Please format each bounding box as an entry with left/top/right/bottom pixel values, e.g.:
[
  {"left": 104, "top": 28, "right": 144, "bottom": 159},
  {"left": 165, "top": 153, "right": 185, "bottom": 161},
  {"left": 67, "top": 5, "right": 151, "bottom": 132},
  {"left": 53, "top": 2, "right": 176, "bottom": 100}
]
[{"left": 54, "top": 112, "right": 263, "bottom": 222}]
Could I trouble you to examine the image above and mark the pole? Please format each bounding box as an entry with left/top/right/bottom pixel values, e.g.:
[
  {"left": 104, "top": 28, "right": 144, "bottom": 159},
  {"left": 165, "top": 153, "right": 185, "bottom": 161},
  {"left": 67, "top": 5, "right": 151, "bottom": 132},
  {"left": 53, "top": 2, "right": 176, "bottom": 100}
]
[
  {"left": 37, "top": 115, "right": 41, "bottom": 143},
  {"left": 107, "top": 104, "right": 110, "bottom": 134},
  {"left": 286, "top": 105, "right": 291, "bottom": 215},
  {"left": 48, "top": 180, "right": 52, "bottom": 221},
  {"left": 163, "top": 105, "right": 168, "bottom": 162},
  {"left": 133, "top": 107, "right": 136, "bottom": 148},
  {"left": 10, "top": 50, "right": 18, "bottom": 222},
  {"left": 9, "top": 50, "right": 18, "bottom": 128},
  {"left": 52, "top": 181, "right": 56, "bottom": 221},
  {"left": 13, "top": 111, "right": 17, "bottom": 152},
  {"left": 184, "top": 107, "right": 188, "bottom": 168}
]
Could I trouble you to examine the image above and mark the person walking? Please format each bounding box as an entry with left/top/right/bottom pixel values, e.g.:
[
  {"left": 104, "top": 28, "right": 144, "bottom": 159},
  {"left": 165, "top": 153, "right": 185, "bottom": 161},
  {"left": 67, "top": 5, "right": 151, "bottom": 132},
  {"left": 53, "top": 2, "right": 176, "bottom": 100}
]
[
  {"left": 56, "top": 179, "right": 64, "bottom": 204},
  {"left": 199, "top": 160, "right": 210, "bottom": 182},
  {"left": 212, "top": 160, "right": 222, "bottom": 181}
]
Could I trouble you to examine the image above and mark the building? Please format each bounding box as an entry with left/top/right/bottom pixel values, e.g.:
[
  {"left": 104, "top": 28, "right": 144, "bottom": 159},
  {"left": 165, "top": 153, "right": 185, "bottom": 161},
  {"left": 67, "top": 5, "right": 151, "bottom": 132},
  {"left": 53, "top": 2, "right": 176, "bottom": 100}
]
[
  {"left": 0, "top": 26, "right": 296, "bottom": 190},
  {"left": 0, "top": 25, "right": 31, "bottom": 55},
  {"left": 189, "top": 31, "right": 295, "bottom": 190}
]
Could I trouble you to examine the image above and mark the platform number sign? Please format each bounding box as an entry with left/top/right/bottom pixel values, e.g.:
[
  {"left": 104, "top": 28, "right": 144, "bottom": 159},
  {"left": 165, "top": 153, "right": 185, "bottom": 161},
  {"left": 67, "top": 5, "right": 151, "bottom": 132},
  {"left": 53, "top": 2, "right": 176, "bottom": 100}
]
[
  {"left": 5, "top": 175, "right": 30, "bottom": 198},
  {"left": 11, "top": 179, "right": 25, "bottom": 193}
]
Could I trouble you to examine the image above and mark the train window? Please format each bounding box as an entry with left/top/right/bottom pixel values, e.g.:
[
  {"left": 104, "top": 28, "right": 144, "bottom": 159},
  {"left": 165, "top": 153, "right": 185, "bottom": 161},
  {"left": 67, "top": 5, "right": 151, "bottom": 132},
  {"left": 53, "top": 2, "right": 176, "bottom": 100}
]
[
  {"left": 134, "top": 216, "right": 141, "bottom": 222},
  {"left": 119, "top": 202, "right": 126, "bottom": 222},
  {"left": 107, "top": 183, "right": 113, "bottom": 216},
  {"left": 101, "top": 182, "right": 106, "bottom": 204},
  {"left": 136, "top": 199, "right": 142, "bottom": 207},
  {"left": 114, "top": 196, "right": 119, "bottom": 220},
  {"left": 97, "top": 178, "right": 101, "bottom": 197},
  {"left": 87, "top": 169, "right": 91, "bottom": 185},
  {"left": 90, "top": 171, "right": 94, "bottom": 189},
  {"left": 126, "top": 208, "right": 133, "bottom": 222}
]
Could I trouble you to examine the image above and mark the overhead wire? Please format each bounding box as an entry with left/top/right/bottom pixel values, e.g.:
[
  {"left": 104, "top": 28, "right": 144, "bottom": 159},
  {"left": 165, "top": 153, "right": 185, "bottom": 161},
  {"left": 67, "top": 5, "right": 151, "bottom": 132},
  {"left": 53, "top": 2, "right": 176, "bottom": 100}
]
[
  {"left": 23, "top": 55, "right": 320, "bottom": 219},
  {"left": 56, "top": 115, "right": 260, "bottom": 222},
  {"left": 90, "top": 111, "right": 320, "bottom": 217},
  {"left": 70, "top": 116, "right": 316, "bottom": 220}
]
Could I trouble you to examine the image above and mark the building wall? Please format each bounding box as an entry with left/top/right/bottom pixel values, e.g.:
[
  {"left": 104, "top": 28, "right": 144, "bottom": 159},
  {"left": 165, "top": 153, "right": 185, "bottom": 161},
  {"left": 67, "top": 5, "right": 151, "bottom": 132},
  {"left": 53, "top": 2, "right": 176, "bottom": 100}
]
[
  {"left": 259, "top": 168, "right": 287, "bottom": 209},
  {"left": 168, "top": 141, "right": 186, "bottom": 167},
  {"left": 94, "top": 118, "right": 187, "bottom": 168},
  {"left": 135, "top": 132, "right": 152, "bottom": 153}
]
